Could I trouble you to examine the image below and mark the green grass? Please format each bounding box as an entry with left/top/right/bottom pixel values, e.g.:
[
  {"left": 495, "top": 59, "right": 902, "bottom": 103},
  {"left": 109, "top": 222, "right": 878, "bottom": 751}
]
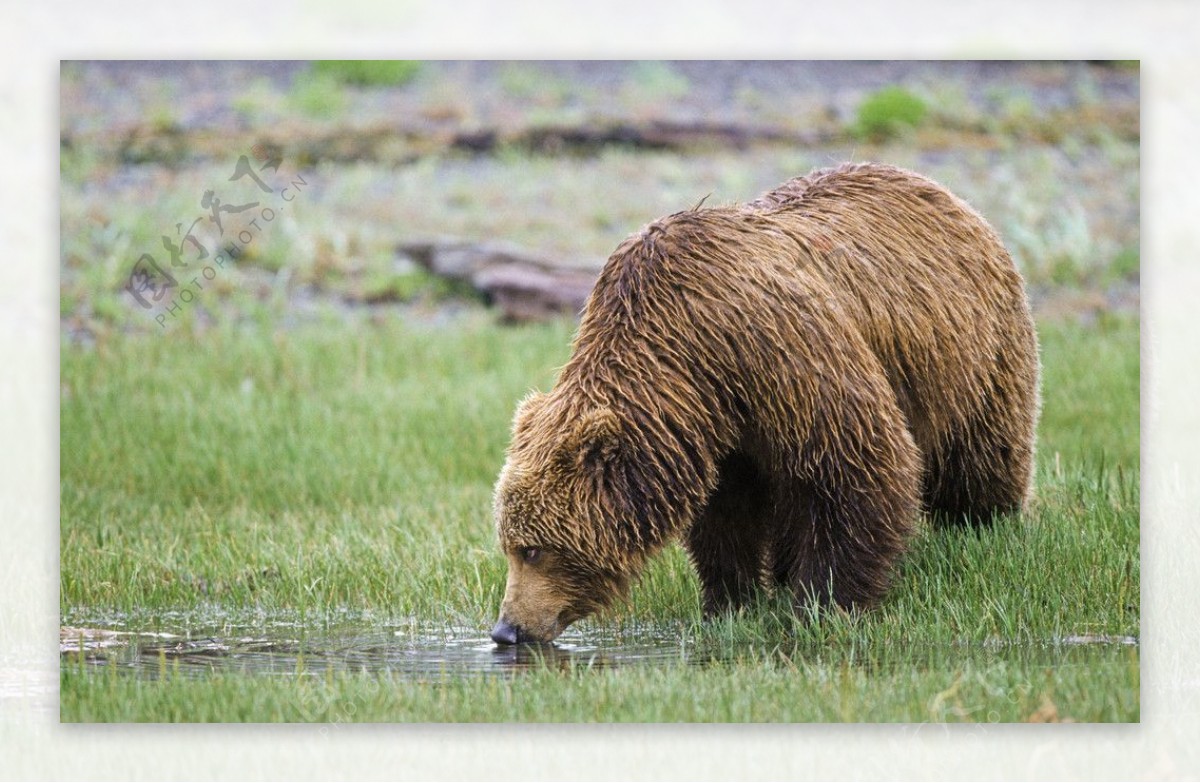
[
  {"left": 287, "top": 73, "right": 348, "bottom": 119},
  {"left": 622, "top": 61, "right": 692, "bottom": 104},
  {"left": 312, "top": 60, "right": 421, "bottom": 88},
  {"left": 854, "top": 86, "right": 929, "bottom": 141},
  {"left": 62, "top": 643, "right": 1137, "bottom": 722},
  {"left": 282, "top": 60, "right": 427, "bottom": 120},
  {"left": 59, "top": 313, "right": 1139, "bottom": 721}
]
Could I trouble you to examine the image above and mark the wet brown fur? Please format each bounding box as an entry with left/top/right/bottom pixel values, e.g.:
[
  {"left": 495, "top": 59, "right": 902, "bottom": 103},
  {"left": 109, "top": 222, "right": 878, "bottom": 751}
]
[{"left": 493, "top": 163, "right": 1040, "bottom": 641}]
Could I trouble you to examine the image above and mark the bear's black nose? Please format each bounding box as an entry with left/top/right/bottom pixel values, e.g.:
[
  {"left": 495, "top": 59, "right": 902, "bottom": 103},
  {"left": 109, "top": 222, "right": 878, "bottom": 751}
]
[{"left": 490, "top": 617, "right": 522, "bottom": 645}]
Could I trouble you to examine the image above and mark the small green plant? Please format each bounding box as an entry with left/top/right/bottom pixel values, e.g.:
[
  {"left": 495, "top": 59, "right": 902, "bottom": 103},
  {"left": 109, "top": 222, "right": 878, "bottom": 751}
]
[
  {"left": 358, "top": 268, "right": 463, "bottom": 304},
  {"left": 288, "top": 73, "right": 348, "bottom": 119},
  {"left": 231, "top": 78, "right": 283, "bottom": 124},
  {"left": 497, "top": 63, "right": 571, "bottom": 106},
  {"left": 148, "top": 104, "right": 180, "bottom": 134},
  {"left": 854, "top": 86, "right": 929, "bottom": 141},
  {"left": 623, "top": 61, "right": 691, "bottom": 103},
  {"left": 312, "top": 60, "right": 421, "bottom": 88},
  {"left": 1109, "top": 247, "right": 1140, "bottom": 282},
  {"left": 88, "top": 292, "right": 127, "bottom": 327}
]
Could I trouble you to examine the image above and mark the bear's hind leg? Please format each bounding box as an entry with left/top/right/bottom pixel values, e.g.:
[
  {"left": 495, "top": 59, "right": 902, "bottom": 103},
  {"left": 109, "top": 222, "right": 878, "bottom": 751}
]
[
  {"left": 685, "top": 452, "right": 772, "bottom": 617},
  {"left": 926, "top": 329, "right": 1039, "bottom": 526},
  {"left": 924, "top": 432, "right": 1031, "bottom": 527},
  {"left": 925, "top": 387, "right": 1036, "bottom": 527}
]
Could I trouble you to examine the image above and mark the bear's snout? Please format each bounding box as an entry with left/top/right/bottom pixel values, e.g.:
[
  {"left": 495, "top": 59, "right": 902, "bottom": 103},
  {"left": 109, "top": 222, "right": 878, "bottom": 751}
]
[{"left": 491, "top": 616, "right": 534, "bottom": 645}]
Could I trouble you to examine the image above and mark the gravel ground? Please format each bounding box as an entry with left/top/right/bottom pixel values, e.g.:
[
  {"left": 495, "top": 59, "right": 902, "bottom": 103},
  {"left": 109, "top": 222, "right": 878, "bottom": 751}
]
[{"left": 61, "top": 60, "right": 1138, "bottom": 137}]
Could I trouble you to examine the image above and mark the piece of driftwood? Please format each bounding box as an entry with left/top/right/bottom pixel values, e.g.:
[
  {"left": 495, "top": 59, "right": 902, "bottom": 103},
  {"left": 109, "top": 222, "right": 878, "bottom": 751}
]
[
  {"left": 452, "top": 120, "right": 826, "bottom": 155},
  {"left": 399, "top": 239, "right": 599, "bottom": 322}
]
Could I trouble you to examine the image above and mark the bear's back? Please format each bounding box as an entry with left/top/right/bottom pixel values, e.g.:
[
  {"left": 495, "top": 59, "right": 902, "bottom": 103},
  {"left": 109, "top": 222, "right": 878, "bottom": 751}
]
[
  {"left": 746, "top": 163, "right": 1035, "bottom": 456},
  {"left": 580, "top": 163, "right": 1036, "bottom": 458}
]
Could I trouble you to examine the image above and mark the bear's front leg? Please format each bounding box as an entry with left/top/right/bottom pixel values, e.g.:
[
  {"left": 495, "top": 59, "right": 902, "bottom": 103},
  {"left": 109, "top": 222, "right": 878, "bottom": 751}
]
[
  {"left": 684, "top": 451, "right": 772, "bottom": 617},
  {"left": 773, "top": 481, "right": 918, "bottom": 611},
  {"left": 771, "top": 413, "right": 922, "bottom": 612},
  {"left": 745, "top": 348, "right": 923, "bottom": 612}
]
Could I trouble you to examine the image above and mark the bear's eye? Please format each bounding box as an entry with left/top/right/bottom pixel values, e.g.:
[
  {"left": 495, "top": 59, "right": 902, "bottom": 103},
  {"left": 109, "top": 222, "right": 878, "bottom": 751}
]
[{"left": 520, "top": 547, "right": 543, "bottom": 565}]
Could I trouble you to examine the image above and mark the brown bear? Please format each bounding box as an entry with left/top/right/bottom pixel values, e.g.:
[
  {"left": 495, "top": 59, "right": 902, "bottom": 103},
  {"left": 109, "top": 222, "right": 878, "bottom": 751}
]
[{"left": 490, "top": 162, "right": 1040, "bottom": 645}]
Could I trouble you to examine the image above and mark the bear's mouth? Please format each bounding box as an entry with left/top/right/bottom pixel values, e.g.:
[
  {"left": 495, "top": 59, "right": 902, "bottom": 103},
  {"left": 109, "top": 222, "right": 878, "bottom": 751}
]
[{"left": 552, "top": 608, "right": 587, "bottom": 639}]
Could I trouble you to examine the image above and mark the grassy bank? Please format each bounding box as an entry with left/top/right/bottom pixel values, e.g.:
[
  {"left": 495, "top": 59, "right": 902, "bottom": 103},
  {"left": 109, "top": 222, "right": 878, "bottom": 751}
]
[
  {"left": 59, "top": 312, "right": 1139, "bottom": 722},
  {"left": 62, "top": 644, "right": 1137, "bottom": 723}
]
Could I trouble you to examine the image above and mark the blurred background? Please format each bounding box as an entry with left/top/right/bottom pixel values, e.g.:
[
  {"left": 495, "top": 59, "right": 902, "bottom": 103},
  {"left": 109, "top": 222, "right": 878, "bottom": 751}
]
[{"left": 59, "top": 60, "right": 1139, "bottom": 338}]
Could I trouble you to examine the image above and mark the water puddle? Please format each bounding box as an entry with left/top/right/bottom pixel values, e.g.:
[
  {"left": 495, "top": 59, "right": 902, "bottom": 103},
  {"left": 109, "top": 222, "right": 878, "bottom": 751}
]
[
  {"left": 60, "top": 610, "right": 1139, "bottom": 682},
  {"left": 60, "top": 613, "right": 710, "bottom": 680}
]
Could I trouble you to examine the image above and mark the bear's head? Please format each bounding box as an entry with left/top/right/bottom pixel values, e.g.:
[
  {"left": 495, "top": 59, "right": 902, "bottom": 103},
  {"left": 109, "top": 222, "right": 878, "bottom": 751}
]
[{"left": 491, "top": 391, "right": 649, "bottom": 644}]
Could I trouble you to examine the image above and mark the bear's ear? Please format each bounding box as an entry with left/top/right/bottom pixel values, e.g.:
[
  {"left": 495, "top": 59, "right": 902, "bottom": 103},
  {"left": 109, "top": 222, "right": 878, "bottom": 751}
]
[{"left": 561, "top": 407, "right": 623, "bottom": 471}]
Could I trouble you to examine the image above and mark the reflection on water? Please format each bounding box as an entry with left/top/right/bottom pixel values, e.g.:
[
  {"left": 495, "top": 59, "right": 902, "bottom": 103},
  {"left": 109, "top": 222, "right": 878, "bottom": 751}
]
[
  {"left": 59, "top": 611, "right": 1138, "bottom": 682},
  {"left": 60, "top": 613, "right": 715, "bottom": 680}
]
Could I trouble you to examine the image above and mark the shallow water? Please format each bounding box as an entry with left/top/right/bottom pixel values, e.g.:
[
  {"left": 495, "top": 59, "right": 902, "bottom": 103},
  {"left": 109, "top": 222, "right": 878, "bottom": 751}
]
[
  {"left": 60, "top": 609, "right": 1138, "bottom": 682},
  {"left": 60, "top": 612, "right": 715, "bottom": 680}
]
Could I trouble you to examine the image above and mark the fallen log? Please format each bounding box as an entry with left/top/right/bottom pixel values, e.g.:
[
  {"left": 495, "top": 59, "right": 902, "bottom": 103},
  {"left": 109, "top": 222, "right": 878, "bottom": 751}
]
[{"left": 398, "top": 238, "right": 599, "bottom": 322}]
